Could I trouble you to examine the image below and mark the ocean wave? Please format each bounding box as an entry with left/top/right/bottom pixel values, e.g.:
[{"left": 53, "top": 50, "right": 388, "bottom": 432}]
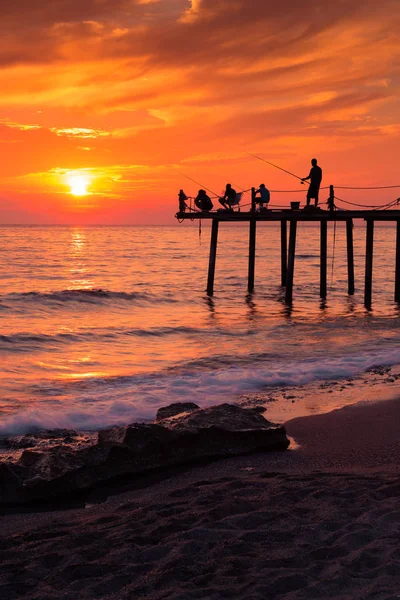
[
  {"left": 0, "top": 325, "right": 253, "bottom": 353},
  {"left": 0, "top": 288, "right": 179, "bottom": 306},
  {"left": 2, "top": 341, "right": 400, "bottom": 436}
]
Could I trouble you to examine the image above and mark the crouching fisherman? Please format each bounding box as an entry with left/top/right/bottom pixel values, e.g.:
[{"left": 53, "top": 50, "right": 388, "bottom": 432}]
[
  {"left": 219, "top": 183, "right": 237, "bottom": 211},
  {"left": 255, "top": 183, "right": 270, "bottom": 212},
  {"left": 195, "top": 189, "right": 213, "bottom": 212}
]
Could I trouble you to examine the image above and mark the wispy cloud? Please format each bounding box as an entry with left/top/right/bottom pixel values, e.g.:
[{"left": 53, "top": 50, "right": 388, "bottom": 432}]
[
  {"left": 0, "top": 119, "right": 41, "bottom": 131},
  {"left": 50, "top": 127, "right": 110, "bottom": 139}
]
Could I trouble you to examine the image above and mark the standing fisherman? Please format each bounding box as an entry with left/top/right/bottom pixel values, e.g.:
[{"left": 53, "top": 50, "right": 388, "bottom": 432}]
[{"left": 301, "top": 158, "right": 322, "bottom": 207}]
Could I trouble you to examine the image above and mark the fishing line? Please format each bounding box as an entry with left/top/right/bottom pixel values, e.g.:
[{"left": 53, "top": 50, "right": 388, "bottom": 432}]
[
  {"left": 177, "top": 171, "right": 219, "bottom": 197},
  {"left": 230, "top": 181, "right": 251, "bottom": 195},
  {"left": 246, "top": 152, "right": 306, "bottom": 183}
]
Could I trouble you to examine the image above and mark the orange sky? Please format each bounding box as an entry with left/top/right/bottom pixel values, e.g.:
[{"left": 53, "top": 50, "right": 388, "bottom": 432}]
[{"left": 0, "top": 0, "right": 399, "bottom": 224}]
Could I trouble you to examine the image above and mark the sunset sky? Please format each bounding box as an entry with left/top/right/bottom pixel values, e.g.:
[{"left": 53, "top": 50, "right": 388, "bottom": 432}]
[{"left": 1, "top": 0, "right": 399, "bottom": 224}]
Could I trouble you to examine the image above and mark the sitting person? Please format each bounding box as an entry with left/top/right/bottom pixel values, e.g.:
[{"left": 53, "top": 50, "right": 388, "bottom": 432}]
[
  {"left": 178, "top": 189, "right": 189, "bottom": 212},
  {"left": 194, "top": 189, "right": 213, "bottom": 212},
  {"left": 255, "top": 183, "right": 270, "bottom": 211},
  {"left": 219, "top": 183, "right": 237, "bottom": 210}
]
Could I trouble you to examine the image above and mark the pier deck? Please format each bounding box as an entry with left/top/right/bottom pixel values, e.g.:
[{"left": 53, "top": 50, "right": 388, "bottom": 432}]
[{"left": 176, "top": 209, "right": 400, "bottom": 222}]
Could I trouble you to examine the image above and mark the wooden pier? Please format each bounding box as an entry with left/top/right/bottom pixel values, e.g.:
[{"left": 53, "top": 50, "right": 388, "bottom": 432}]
[{"left": 176, "top": 192, "right": 400, "bottom": 306}]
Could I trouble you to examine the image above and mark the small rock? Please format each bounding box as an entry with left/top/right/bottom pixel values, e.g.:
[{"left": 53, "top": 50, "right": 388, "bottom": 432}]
[
  {"left": 247, "top": 406, "right": 266, "bottom": 414},
  {"left": 155, "top": 402, "right": 200, "bottom": 422},
  {"left": 19, "top": 451, "right": 44, "bottom": 468}
]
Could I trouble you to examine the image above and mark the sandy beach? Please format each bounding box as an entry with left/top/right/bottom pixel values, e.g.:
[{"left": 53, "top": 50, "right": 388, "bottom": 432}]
[{"left": 1, "top": 397, "right": 400, "bottom": 600}]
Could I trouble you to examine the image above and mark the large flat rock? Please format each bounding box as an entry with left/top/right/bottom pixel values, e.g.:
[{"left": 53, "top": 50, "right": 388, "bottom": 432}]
[{"left": 0, "top": 403, "right": 289, "bottom": 507}]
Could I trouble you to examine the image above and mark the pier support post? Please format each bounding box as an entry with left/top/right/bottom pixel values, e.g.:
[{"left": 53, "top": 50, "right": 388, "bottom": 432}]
[
  {"left": 346, "top": 219, "right": 355, "bottom": 295},
  {"left": 251, "top": 187, "right": 256, "bottom": 213},
  {"left": 285, "top": 220, "right": 297, "bottom": 304},
  {"left": 364, "top": 219, "right": 374, "bottom": 307},
  {"left": 281, "top": 220, "right": 287, "bottom": 286},
  {"left": 248, "top": 218, "right": 257, "bottom": 293},
  {"left": 328, "top": 185, "right": 335, "bottom": 212},
  {"left": 320, "top": 220, "right": 327, "bottom": 298},
  {"left": 207, "top": 218, "right": 219, "bottom": 296},
  {"left": 395, "top": 220, "right": 400, "bottom": 302}
]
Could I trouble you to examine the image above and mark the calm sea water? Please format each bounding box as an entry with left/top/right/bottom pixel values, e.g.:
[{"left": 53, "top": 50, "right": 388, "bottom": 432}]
[{"left": 1, "top": 224, "right": 399, "bottom": 436}]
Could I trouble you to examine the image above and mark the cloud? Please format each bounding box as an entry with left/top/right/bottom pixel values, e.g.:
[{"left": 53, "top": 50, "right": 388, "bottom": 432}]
[
  {"left": 50, "top": 127, "right": 110, "bottom": 139},
  {"left": 0, "top": 119, "right": 41, "bottom": 131},
  {"left": 0, "top": 0, "right": 399, "bottom": 222}
]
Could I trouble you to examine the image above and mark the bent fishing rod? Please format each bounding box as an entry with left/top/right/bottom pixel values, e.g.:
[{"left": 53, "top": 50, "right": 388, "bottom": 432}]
[{"left": 246, "top": 152, "right": 305, "bottom": 184}]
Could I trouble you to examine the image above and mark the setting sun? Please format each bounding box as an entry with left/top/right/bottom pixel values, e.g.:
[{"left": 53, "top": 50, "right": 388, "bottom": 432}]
[{"left": 67, "top": 174, "right": 90, "bottom": 196}]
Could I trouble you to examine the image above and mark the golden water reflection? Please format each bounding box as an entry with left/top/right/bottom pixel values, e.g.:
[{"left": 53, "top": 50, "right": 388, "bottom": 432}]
[{"left": 69, "top": 228, "right": 94, "bottom": 289}]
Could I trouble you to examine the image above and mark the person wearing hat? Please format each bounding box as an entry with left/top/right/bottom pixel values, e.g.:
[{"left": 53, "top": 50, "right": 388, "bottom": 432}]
[{"left": 255, "top": 183, "right": 270, "bottom": 212}]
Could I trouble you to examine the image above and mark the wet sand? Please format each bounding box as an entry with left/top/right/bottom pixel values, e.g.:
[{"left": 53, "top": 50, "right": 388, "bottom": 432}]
[
  {"left": 2, "top": 397, "right": 400, "bottom": 599},
  {"left": 241, "top": 364, "right": 400, "bottom": 423}
]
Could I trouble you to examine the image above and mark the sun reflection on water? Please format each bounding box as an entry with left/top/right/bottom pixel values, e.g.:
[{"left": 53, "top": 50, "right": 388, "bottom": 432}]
[{"left": 68, "top": 228, "right": 94, "bottom": 289}]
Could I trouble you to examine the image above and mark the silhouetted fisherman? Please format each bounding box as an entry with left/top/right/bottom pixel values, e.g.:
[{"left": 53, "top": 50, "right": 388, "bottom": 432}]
[
  {"left": 219, "top": 183, "right": 237, "bottom": 210},
  {"left": 255, "top": 183, "right": 270, "bottom": 212},
  {"left": 301, "top": 158, "right": 322, "bottom": 207},
  {"left": 178, "top": 189, "right": 188, "bottom": 212},
  {"left": 194, "top": 189, "right": 213, "bottom": 212}
]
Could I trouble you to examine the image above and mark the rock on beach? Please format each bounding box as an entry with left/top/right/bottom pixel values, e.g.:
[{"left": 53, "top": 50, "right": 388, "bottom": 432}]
[{"left": 0, "top": 403, "right": 289, "bottom": 507}]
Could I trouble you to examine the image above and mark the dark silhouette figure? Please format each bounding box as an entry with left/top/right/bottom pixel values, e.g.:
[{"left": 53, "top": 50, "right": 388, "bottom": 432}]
[
  {"left": 178, "top": 189, "right": 188, "bottom": 212},
  {"left": 255, "top": 183, "right": 270, "bottom": 212},
  {"left": 194, "top": 189, "right": 213, "bottom": 212},
  {"left": 219, "top": 184, "right": 237, "bottom": 210},
  {"left": 301, "top": 159, "right": 322, "bottom": 207},
  {"left": 327, "top": 193, "right": 335, "bottom": 212}
]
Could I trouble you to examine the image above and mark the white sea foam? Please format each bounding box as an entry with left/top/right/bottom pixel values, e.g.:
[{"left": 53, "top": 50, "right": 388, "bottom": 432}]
[{"left": 1, "top": 345, "right": 400, "bottom": 436}]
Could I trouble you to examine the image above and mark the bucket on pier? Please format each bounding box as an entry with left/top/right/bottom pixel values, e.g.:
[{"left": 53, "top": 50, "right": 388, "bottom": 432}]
[{"left": 291, "top": 201, "right": 300, "bottom": 210}]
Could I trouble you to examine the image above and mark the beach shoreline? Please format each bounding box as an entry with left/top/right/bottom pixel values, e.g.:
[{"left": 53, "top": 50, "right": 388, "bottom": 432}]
[
  {"left": 3, "top": 362, "right": 400, "bottom": 465},
  {"left": 1, "top": 396, "right": 400, "bottom": 599}
]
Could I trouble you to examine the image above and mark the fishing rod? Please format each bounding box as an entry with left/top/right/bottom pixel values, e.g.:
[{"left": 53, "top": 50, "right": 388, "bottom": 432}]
[
  {"left": 246, "top": 152, "right": 306, "bottom": 184},
  {"left": 224, "top": 180, "right": 251, "bottom": 195},
  {"left": 177, "top": 171, "right": 219, "bottom": 197}
]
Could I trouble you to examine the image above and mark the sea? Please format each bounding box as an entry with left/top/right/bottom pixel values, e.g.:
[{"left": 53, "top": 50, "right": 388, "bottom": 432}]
[{"left": 1, "top": 224, "right": 400, "bottom": 445}]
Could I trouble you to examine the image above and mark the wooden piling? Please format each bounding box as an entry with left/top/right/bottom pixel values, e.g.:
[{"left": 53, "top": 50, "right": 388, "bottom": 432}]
[
  {"left": 395, "top": 220, "right": 400, "bottom": 302},
  {"left": 281, "top": 220, "right": 287, "bottom": 286},
  {"left": 176, "top": 208, "right": 400, "bottom": 303},
  {"left": 320, "top": 220, "right": 327, "bottom": 298},
  {"left": 248, "top": 219, "right": 257, "bottom": 293},
  {"left": 364, "top": 219, "right": 374, "bottom": 307},
  {"left": 328, "top": 185, "right": 335, "bottom": 212},
  {"left": 207, "top": 218, "right": 219, "bottom": 296},
  {"left": 285, "top": 220, "right": 297, "bottom": 304},
  {"left": 346, "top": 219, "right": 355, "bottom": 295},
  {"left": 251, "top": 187, "right": 256, "bottom": 213}
]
